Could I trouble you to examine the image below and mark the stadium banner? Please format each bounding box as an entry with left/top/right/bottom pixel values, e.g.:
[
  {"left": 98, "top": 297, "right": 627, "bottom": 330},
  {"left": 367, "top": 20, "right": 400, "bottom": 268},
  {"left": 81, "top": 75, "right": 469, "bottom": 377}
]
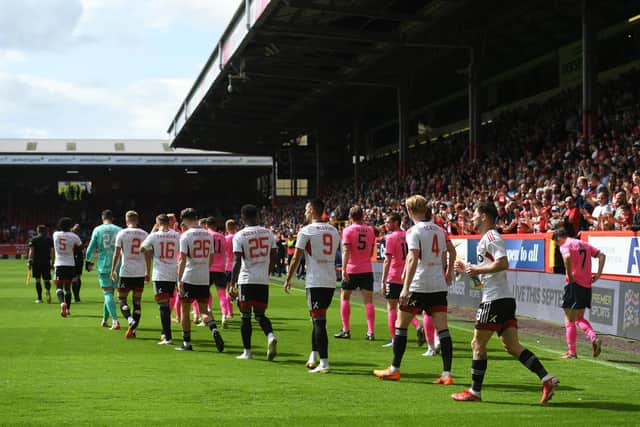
[
  {"left": 619, "top": 281, "right": 640, "bottom": 340},
  {"left": 0, "top": 244, "right": 29, "bottom": 255},
  {"left": 580, "top": 231, "right": 640, "bottom": 283},
  {"left": 448, "top": 270, "right": 623, "bottom": 336},
  {"left": 463, "top": 235, "right": 547, "bottom": 272},
  {"left": 0, "top": 155, "right": 272, "bottom": 167},
  {"left": 558, "top": 40, "right": 582, "bottom": 86}
]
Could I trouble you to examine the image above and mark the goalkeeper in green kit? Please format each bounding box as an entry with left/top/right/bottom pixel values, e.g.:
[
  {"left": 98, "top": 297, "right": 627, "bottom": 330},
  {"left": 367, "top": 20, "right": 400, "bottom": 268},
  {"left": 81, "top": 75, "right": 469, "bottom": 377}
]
[{"left": 86, "top": 210, "right": 122, "bottom": 329}]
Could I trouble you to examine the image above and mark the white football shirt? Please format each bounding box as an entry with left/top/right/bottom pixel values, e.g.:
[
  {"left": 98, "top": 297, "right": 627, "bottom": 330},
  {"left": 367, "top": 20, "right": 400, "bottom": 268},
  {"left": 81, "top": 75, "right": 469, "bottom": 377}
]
[
  {"left": 141, "top": 229, "right": 180, "bottom": 282},
  {"left": 115, "top": 228, "right": 149, "bottom": 277},
  {"left": 406, "top": 221, "right": 447, "bottom": 293},
  {"left": 233, "top": 225, "right": 276, "bottom": 285},
  {"left": 476, "top": 229, "right": 511, "bottom": 302},
  {"left": 295, "top": 222, "right": 340, "bottom": 288},
  {"left": 180, "top": 227, "right": 213, "bottom": 285},
  {"left": 53, "top": 231, "right": 82, "bottom": 267}
]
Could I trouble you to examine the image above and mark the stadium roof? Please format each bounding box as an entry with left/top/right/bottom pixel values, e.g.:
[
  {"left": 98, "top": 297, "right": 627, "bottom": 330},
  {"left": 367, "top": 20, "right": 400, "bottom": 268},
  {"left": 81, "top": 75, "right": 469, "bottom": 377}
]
[
  {"left": 169, "top": 0, "right": 639, "bottom": 156},
  {"left": 0, "top": 139, "right": 272, "bottom": 167}
]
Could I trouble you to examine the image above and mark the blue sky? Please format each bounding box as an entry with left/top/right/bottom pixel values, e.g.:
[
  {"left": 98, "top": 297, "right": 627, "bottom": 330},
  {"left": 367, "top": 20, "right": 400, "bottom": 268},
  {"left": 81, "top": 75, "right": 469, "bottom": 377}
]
[{"left": 0, "top": 0, "right": 239, "bottom": 139}]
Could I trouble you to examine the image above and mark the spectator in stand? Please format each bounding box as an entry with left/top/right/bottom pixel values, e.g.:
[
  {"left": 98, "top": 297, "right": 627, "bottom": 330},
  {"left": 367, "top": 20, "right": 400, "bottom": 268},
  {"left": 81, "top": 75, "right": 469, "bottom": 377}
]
[{"left": 563, "top": 196, "right": 581, "bottom": 236}]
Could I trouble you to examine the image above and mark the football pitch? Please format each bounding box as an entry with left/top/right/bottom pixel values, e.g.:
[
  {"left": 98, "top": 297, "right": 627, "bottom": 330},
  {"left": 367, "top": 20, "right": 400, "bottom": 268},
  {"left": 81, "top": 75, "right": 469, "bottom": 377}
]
[{"left": 1, "top": 260, "right": 639, "bottom": 426}]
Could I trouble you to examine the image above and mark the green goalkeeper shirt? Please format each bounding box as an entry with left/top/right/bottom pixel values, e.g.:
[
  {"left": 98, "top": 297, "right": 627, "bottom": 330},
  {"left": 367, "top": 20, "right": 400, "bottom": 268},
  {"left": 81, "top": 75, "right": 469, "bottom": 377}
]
[{"left": 85, "top": 223, "right": 122, "bottom": 274}]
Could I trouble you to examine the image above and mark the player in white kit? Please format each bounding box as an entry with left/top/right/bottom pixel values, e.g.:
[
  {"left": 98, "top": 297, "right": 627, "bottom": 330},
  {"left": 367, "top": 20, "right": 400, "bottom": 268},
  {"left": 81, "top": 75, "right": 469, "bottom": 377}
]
[
  {"left": 452, "top": 202, "right": 558, "bottom": 404},
  {"left": 110, "top": 211, "right": 149, "bottom": 339},
  {"left": 231, "top": 204, "right": 278, "bottom": 361},
  {"left": 174, "top": 208, "right": 224, "bottom": 352},
  {"left": 285, "top": 199, "right": 341, "bottom": 373},
  {"left": 52, "top": 217, "right": 82, "bottom": 317},
  {"left": 374, "top": 195, "right": 454, "bottom": 384},
  {"left": 141, "top": 214, "right": 181, "bottom": 344}
]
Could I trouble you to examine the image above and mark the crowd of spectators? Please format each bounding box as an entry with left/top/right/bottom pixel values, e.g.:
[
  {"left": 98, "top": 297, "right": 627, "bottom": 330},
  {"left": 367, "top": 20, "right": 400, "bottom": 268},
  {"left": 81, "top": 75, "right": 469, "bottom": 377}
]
[{"left": 270, "top": 68, "right": 640, "bottom": 238}]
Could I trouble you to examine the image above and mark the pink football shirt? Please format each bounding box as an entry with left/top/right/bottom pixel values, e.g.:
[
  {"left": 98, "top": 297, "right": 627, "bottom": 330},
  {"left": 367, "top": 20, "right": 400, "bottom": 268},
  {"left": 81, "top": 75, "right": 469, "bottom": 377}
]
[
  {"left": 209, "top": 230, "right": 227, "bottom": 273},
  {"left": 342, "top": 223, "right": 374, "bottom": 274},
  {"left": 559, "top": 238, "right": 600, "bottom": 288},
  {"left": 385, "top": 230, "right": 407, "bottom": 284},
  {"left": 224, "top": 233, "right": 234, "bottom": 271}
]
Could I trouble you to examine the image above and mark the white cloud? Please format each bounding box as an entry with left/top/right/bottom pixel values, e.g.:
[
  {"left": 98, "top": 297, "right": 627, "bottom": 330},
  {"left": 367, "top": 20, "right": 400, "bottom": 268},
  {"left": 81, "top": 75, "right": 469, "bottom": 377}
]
[
  {"left": 0, "top": 0, "right": 83, "bottom": 50},
  {"left": 0, "top": 72, "right": 191, "bottom": 138},
  {"left": 75, "top": 0, "right": 241, "bottom": 44}
]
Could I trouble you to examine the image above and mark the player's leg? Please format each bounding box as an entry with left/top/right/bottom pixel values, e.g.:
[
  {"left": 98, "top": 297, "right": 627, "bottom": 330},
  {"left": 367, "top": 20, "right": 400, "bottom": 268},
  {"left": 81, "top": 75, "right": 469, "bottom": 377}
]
[
  {"left": 573, "top": 286, "right": 601, "bottom": 356},
  {"left": 307, "top": 288, "right": 334, "bottom": 373},
  {"left": 373, "top": 307, "right": 415, "bottom": 380},
  {"left": 72, "top": 275, "right": 81, "bottom": 302},
  {"left": 197, "top": 287, "right": 224, "bottom": 353},
  {"left": 33, "top": 268, "right": 43, "bottom": 302},
  {"left": 431, "top": 307, "right": 453, "bottom": 384},
  {"left": 63, "top": 282, "right": 72, "bottom": 313},
  {"left": 500, "top": 327, "right": 558, "bottom": 404},
  {"left": 117, "top": 285, "right": 135, "bottom": 335},
  {"left": 252, "top": 286, "right": 276, "bottom": 360},
  {"left": 43, "top": 268, "right": 52, "bottom": 303},
  {"left": 361, "top": 273, "right": 375, "bottom": 340},
  {"left": 562, "top": 308, "right": 578, "bottom": 358},
  {"left": 452, "top": 328, "right": 492, "bottom": 401},
  {"left": 237, "top": 285, "right": 254, "bottom": 358},
  {"left": 154, "top": 282, "right": 173, "bottom": 343},
  {"left": 422, "top": 312, "right": 437, "bottom": 355},
  {"left": 176, "top": 296, "right": 193, "bottom": 350},
  {"left": 131, "top": 288, "right": 143, "bottom": 330},
  {"left": 216, "top": 287, "right": 229, "bottom": 323},
  {"left": 335, "top": 282, "right": 353, "bottom": 338},
  {"left": 386, "top": 298, "right": 398, "bottom": 346},
  {"left": 191, "top": 300, "right": 200, "bottom": 324},
  {"left": 171, "top": 290, "right": 181, "bottom": 322},
  {"left": 224, "top": 271, "right": 234, "bottom": 318}
]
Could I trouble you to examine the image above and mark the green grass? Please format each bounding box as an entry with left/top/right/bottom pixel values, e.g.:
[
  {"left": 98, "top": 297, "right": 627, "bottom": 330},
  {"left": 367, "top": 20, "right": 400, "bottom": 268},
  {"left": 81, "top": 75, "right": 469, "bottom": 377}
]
[{"left": 1, "top": 259, "right": 639, "bottom": 426}]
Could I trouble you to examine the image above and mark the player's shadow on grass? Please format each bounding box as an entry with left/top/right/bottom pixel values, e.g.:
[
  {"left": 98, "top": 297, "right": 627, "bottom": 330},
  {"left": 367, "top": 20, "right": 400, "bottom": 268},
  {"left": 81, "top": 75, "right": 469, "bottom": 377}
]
[{"left": 484, "top": 382, "right": 582, "bottom": 392}]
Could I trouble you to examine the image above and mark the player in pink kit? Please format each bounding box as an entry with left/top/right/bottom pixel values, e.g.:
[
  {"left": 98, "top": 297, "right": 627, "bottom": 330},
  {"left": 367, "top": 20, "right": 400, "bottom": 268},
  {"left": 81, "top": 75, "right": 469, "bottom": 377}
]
[
  {"left": 224, "top": 219, "right": 237, "bottom": 318},
  {"left": 207, "top": 216, "right": 231, "bottom": 327},
  {"left": 334, "top": 205, "right": 376, "bottom": 340},
  {"left": 380, "top": 213, "right": 426, "bottom": 347},
  {"left": 553, "top": 230, "right": 606, "bottom": 359}
]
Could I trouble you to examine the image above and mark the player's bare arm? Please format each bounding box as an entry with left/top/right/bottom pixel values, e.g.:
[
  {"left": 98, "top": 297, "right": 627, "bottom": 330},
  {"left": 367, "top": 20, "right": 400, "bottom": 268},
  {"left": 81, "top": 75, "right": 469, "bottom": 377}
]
[
  {"left": 230, "top": 252, "right": 242, "bottom": 293},
  {"left": 380, "top": 253, "right": 392, "bottom": 295},
  {"left": 284, "top": 248, "right": 303, "bottom": 293},
  {"left": 445, "top": 240, "right": 456, "bottom": 285},
  {"left": 400, "top": 249, "right": 419, "bottom": 304},
  {"left": 592, "top": 252, "right": 606, "bottom": 283},
  {"left": 464, "top": 256, "right": 508, "bottom": 276},
  {"left": 563, "top": 254, "right": 575, "bottom": 283},
  {"left": 342, "top": 244, "right": 351, "bottom": 282},
  {"left": 110, "top": 246, "right": 122, "bottom": 280},
  {"left": 177, "top": 252, "right": 187, "bottom": 294}
]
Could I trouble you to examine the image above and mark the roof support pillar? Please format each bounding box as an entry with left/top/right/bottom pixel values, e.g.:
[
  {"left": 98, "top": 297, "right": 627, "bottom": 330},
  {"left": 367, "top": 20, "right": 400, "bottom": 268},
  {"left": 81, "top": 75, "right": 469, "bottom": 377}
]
[
  {"left": 353, "top": 117, "right": 361, "bottom": 193},
  {"left": 315, "top": 130, "right": 321, "bottom": 197},
  {"left": 468, "top": 47, "right": 481, "bottom": 161},
  {"left": 582, "top": 0, "right": 597, "bottom": 143},
  {"left": 397, "top": 77, "right": 409, "bottom": 178}
]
